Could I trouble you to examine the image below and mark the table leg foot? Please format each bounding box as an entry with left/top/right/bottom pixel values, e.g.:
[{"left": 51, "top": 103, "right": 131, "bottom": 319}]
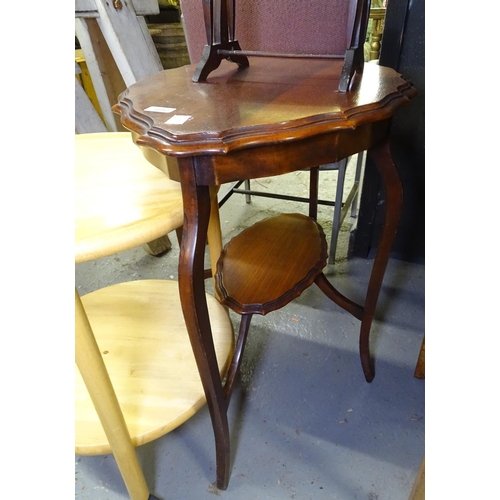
[
  {"left": 360, "top": 320, "right": 375, "bottom": 382},
  {"left": 213, "top": 398, "right": 231, "bottom": 490},
  {"left": 215, "top": 448, "right": 231, "bottom": 490}
]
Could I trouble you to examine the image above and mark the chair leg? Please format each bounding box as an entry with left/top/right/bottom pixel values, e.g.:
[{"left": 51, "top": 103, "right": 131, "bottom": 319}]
[
  {"left": 75, "top": 289, "right": 153, "bottom": 500},
  {"left": 218, "top": 180, "right": 248, "bottom": 208},
  {"left": 328, "top": 158, "right": 348, "bottom": 265},
  {"left": 350, "top": 151, "right": 364, "bottom": 218},
  {"left": 309, "top": 167, "right": 319, "bottom": 220},
  {"left": 143, "top": 234, "right": 173, "bottom": 256},
  {"left": 244, "top": 179, "right": 251, "bottom": 203}
]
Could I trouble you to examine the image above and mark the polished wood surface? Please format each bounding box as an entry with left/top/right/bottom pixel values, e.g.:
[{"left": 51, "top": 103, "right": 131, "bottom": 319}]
[
  {"left": 75, "top": 279, "right": 234, "bottom": 455},
  {"left": 216, "top": 213, "right": 327, "bottom": 315},
  {"left": 75, "top": 132, "right": 184, "bottom": 263},
  {"left": 113, "top": 56, "right": 416, "bottom": 490},
  {"left": 114, "top": 58, "right": 416, "bottom": 158}
]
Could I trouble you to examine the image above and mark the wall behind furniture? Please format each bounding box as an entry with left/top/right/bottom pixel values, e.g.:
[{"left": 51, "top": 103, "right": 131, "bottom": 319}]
[{"left": 353, "top": 0, "right": 425, "bottom": 263}]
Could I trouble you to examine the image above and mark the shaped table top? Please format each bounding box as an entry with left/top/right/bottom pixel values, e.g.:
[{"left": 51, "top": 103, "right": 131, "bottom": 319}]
[{"left": 113, "top": 58, "right": 416, "bottom": 157}]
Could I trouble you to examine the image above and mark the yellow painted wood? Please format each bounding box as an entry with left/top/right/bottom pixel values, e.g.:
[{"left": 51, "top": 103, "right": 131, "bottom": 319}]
[
  {"left": 75, "top": 289, "right": 149, "bottom": 499},
  {"left": 75, "top": 279, "right": 234, "bottom": 455},
  {"left": 76, "top": 18, "right": 128, "bottom": 131},
  {"left": 75, "top": 49, "right": 103, "bottom": 120},
  {"left": 75, "top": 132, "right": 184, "bottom": 263}
]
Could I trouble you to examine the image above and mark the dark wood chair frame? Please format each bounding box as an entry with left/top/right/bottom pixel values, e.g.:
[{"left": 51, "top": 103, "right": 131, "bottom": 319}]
[
  {"left": 198, "top": 0, "right": 371, "bottom": 264},
  {"left": 192, "top": 0, "right": 371, "bottom": 93}
]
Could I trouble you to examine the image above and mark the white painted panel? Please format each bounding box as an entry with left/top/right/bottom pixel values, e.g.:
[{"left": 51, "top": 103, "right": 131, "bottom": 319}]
[
  {"left": 75, "top": 18, "right": 119, "bottom": 132},
  {"left": 94, "top": 0, "right": 162, "bottom": 86},
  {"left": 75, "top": 78, "right": 107, "bottom": 134},
  {"left": 76, "top": 0, "right": 160, "bottom": 18}
]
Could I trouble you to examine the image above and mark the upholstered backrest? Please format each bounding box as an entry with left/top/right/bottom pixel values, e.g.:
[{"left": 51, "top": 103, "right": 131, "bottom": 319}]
[{"left": 180, "top": 0, "right": 356, "bottom": 64}]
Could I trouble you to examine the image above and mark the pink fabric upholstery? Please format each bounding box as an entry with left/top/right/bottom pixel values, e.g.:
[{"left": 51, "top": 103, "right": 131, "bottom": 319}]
[{"left": 180, "top": 0, "right": 354, "bottom": 64}]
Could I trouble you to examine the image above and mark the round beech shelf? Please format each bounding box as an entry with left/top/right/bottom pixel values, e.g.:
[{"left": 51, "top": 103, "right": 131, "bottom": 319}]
[
  {"left": 75, "top": 132, "right": 184, "bottom": 264},
  {"left": 75, "top": 279, "right": 234, "bottom": 456},
  {"left": 215, "top": 213, "right": 328, "bottom": 315}
]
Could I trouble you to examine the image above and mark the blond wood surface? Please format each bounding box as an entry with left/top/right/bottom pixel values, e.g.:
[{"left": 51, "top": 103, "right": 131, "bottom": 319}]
[
  {"left": 75, "top": 289, "right": 149, "bottom": 499},
  {"left": 75, "top": 279, "right": 234, "bottom": 455},
  {"left": 75, "top": 132, "right": 184, "bottom": 263}
]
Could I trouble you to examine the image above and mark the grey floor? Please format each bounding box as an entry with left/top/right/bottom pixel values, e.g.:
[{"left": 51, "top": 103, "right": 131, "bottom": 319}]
[{"left": 75, "top": 164, "right": 425, "bottom": 500}]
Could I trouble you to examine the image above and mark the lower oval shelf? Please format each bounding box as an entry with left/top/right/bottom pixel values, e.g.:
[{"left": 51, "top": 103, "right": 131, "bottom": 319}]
[{"left": 215, "top": 213, "right": 327, "bottom": 315}]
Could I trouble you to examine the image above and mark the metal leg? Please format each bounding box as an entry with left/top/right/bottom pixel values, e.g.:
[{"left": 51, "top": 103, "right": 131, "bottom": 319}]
[
  {"left": 244, "top": 179, "right": 251, "bottom": 203},
  {"left": 350, "top": 151, "right": 365, "bottom": 218},
  {"left": 218, "top": 180, "right": 252, "bottom": 208},
  {"left": 328, "top": 158, "right": 347, "bottom": 265}
]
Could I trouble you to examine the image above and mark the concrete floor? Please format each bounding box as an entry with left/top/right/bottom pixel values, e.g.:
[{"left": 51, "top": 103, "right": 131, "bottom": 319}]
[{"left": 75, "top": 164, "right": 425, "bottom": 500}]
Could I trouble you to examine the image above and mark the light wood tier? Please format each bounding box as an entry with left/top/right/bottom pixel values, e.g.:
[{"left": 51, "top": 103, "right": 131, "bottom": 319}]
[
  {"left": 75, "top": 132, "right": 184, "bottom": 264},
  {"left": 75, "top": 279, "right": 234, "bottom": 455}
]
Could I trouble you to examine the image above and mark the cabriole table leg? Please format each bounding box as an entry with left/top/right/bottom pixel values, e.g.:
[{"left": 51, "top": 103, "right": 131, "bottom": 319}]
[
  {"left": 360, "top": 137, "right": 404, "bottom": 382},
  {"left": 177, "top": 158, "right": 232, "bottom": 490}
]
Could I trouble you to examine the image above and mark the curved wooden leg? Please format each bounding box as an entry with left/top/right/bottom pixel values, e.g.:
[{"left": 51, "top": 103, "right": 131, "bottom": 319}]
[
  {"left": 361, "top": 138, "right": 403, "bottom": 382},
  {"left": 75, "top": 289, "right": 152, "bottom": 500},
  {"left": 178, "top": 159, "right": 231, "bottom": 490},
  {"left": 315, "top": 272, "right": 363, "bottom": 320}
]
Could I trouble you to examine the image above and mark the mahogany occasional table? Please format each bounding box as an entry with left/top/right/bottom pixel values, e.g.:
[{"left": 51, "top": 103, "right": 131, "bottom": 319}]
[{"left": 113, "top": 57, "right": 416, "bottom": 489}]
